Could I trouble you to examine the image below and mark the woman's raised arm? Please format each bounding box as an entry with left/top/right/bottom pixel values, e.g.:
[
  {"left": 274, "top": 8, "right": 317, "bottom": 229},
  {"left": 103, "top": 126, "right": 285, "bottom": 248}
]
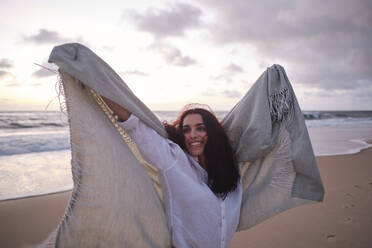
[
  {"left": 100, "top": 95, "right": 181, "bottom": 171},
  {"left": 101, "top": 96, "right": 131, "bottom": 122}
]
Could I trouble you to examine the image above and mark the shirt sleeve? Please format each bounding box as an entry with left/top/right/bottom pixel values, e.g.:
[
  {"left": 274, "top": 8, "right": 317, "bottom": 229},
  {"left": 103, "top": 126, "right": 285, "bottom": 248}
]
[{"left": 118, "top": 114, "right": 182, "bottom": 171}]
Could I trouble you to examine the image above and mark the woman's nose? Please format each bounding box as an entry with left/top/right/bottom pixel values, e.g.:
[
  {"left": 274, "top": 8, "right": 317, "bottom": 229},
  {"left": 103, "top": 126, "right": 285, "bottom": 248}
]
[{"left": 190, "top": 129, "right": 197, "bottom": 138}]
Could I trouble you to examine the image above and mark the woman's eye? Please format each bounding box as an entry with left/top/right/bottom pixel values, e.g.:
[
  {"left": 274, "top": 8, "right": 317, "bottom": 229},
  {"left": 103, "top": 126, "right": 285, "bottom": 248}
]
[
  {"left": 182, "top": 128, "right": 190, "bottom": 134},
  {"left": 196, "top": 126, "right": 206, "bottom": 132}
]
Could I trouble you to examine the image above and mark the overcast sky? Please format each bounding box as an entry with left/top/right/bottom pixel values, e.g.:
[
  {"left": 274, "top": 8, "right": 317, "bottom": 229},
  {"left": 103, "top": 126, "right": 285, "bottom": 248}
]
[{"left": 0, "top": 0, "right": 371, "bottom": 111}]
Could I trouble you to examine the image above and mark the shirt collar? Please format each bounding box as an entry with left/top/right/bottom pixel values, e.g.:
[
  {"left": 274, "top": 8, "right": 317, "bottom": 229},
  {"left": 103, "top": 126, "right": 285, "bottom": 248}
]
[{"left": 187, "top": 154, "right": 208, "bottom": 183}]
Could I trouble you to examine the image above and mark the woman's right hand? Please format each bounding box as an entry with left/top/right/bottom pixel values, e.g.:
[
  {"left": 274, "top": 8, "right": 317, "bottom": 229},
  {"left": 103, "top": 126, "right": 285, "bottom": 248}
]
[{"left": 101, "top": 96, "right": 131, "bottom": 122}]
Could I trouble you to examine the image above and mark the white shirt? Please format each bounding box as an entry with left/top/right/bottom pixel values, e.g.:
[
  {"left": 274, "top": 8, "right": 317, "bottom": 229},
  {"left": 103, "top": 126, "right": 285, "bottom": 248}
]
[{"left": 119, "top": 115, "right": 242, "bottom": 248}]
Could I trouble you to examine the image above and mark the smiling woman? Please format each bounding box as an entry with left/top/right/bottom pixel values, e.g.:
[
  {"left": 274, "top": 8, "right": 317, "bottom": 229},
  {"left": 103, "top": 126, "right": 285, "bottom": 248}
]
[
  {"left": 119, "top": 110, "right": 241, "bottom": 247},
  {"left": 102, "top": 96, "right": 241, "bottom": 247},
  {"left": 162, "top": 107, "right": 240, "bottom": 198},
  {"left": 45, "top": 43, "right": 324, "bottom": 248}
]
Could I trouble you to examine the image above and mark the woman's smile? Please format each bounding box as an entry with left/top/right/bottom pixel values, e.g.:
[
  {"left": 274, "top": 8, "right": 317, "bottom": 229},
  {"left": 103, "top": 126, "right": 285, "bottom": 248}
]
[{"left": 188, "top": 140, "right": 205, "bottom": 154}]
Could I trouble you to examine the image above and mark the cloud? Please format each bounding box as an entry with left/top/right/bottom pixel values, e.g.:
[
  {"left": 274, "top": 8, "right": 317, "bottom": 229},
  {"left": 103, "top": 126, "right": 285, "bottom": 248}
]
[
  {"left": 4, "top": 81, "right": 21, "bottom": 87},
  {"left": 201, "top": 88, "right": 218, "bottom": 97},
  {"left": 126, "top": 2, "right": 204, "bottom": 38},
  {"left": 0, "top": 71, "right": 9, "bottom": 78},
  {"left": 198, "top": 0, "right": 372, "bottom": 92},
  {"left": 0, "top": 70, "right": 13, "bottom": 79},
  {"left": 0, "top": 59, "right": 13, "bottom": 69},
  {"left": 211, "top": 62, "right": 244, "bottom": 83},
  {"left": 201, "top": 88, "right": 242, "bottom": 98},
  {"left": 102, "top": 45, "right": 116, "bottom": 52},
  {"left": 225, "top": 63, "right": 244, "bottom": 74},
  {"left": 349, "top": 85, "right": 372, "bottom": 99},
  {"left": 303, "top": 84, "right": 372, "bottom": 109},
  {"left": 122, "top": 70, "right": 149, "bottom": 77},
  {"left": 150, "top": 42, "right": 197, "bottom": 66},
  {"left": 0, "top": 59, "right": 13, "bottom": 79},
  {"left": 22, "top": 29, "right": 70, "bottom": 44},
  {"left": 221, "top": 90, "right": 242, "bottom": 98},
  {"left": 210, "top": 74, "right": 232, "bottom": 83}
]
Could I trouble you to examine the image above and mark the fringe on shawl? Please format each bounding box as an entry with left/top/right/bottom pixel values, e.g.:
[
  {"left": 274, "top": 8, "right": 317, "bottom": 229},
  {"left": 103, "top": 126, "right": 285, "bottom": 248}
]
[
  {"left": 40, "top": 75, "right": 83, "bottom": 248},
  {"left": 269, "top": 88, "right": 293, "bottom": 123}
]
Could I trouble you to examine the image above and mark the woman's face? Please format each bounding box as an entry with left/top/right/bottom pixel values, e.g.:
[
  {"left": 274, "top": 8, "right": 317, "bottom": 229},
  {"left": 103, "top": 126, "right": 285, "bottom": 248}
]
[{"left": 182, "top": 113, "right": 208, "bottom": 157}]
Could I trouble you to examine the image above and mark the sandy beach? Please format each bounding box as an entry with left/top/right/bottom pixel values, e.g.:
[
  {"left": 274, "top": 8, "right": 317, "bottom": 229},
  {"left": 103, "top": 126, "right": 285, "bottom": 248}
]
[
  {"left": 1, "top": 148, "right": 371, "bottom": 248},
  {"left": 231, "top": 147, "right": 372, "bottom": 248}
]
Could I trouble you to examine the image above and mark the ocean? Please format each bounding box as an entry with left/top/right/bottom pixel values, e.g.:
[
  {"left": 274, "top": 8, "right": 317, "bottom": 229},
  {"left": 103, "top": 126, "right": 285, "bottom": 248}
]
[{"left": 1, "top": 110, "right": 372, "bottom": 201}]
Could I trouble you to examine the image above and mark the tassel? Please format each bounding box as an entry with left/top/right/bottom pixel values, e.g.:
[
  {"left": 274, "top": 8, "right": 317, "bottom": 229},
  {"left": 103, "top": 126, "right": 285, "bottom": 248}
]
[{"left": 269, "top": 88, "right": 293, "bottom": 123}]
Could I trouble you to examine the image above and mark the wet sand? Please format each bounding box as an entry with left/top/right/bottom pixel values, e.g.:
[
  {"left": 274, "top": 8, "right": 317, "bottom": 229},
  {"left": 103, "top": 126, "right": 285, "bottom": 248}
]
[
  {"left": 0, "top": 191, "right": 71, "bottom": 248},
  {"left": 0, "top": 148, "right": 372, "bottom": 248}
]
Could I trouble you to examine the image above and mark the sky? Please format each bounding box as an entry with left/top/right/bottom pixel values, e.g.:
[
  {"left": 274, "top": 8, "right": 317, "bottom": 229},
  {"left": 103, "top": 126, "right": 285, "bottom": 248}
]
[{"left": 0, "top": 0, "right": 371, "bottom": 111}]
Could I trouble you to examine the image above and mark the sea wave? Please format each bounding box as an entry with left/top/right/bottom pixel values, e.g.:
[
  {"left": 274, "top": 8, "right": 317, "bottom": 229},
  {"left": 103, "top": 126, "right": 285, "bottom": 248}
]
[
  {"left": 306, "top": 117, "right": 372, "bottom": 127},
  {"left": 0, "top": 131, "right": 70, "bottom": 156},
  {"left": 302, "top": 111, "right": 372, "bottom": 120},
  {"left": 2, "top": 121, "right": 66, "bottom": 129},
  {"left": 0, "top": 111, "right": 68, "bottom": 130}
]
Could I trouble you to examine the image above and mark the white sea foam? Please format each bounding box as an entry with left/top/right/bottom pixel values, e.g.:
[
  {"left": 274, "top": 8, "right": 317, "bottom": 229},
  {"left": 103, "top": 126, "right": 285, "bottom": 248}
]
[
  {"left": 307, "top": 123, "right": 372, "bottom": 156},
  {"left": 0, "top": 129, "right": 70, "bottom": 156},
  {"left": 0, "top": 150, "right": 72, "bottom": 201}
]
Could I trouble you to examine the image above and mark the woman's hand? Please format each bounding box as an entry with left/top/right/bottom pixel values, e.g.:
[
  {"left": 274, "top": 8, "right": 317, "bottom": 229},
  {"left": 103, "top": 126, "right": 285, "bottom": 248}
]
[{"left": 101, "top": 96, "right": 131, "bottom": 122}]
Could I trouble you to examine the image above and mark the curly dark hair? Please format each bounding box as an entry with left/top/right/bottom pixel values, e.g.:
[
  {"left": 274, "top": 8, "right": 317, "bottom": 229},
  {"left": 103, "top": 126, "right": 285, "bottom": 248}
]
[{"left": 163, "top": 108, "right": 240, "bottom": 199}]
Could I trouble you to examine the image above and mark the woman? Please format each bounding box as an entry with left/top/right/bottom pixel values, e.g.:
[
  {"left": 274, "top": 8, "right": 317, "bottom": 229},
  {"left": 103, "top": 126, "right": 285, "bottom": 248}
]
[
  {"left": 102, "top": 96, "right": 242, "bottom": 248},
  {"left": 47, "top": 43, "right": 324, "bottom": 248}
]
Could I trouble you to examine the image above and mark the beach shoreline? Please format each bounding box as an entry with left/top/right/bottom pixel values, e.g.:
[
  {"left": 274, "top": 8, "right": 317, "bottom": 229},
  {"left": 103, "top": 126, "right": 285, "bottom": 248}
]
[
  {"left": 1, "top": 148, "right": 372, "bottom": 248},
  {"left": 0, "top": 189, "right": 72, "bottom": 203}
]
